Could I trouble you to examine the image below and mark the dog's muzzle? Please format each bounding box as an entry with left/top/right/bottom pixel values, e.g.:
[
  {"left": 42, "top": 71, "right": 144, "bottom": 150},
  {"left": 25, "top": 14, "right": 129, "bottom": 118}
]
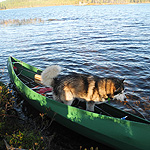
[{"left": 113, "top": 90, "right": 126, "bottom": 101}]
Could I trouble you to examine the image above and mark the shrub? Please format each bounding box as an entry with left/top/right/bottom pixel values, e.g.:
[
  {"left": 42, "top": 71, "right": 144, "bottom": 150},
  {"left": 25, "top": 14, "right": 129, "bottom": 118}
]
[{"left": 6, "top": 129, "right": 45, "bottom": 150}]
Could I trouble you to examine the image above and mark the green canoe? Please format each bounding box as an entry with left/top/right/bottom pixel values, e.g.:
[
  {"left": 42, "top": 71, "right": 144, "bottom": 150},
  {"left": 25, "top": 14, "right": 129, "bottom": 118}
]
[{"left": 7, "top": 56, "right": 150, "bottom": 150}]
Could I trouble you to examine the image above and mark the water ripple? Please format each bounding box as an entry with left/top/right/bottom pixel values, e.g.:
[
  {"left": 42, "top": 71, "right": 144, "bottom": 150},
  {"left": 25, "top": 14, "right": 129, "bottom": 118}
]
[{"left": 0, "top": 4, "right": 150, "bottom": 120}]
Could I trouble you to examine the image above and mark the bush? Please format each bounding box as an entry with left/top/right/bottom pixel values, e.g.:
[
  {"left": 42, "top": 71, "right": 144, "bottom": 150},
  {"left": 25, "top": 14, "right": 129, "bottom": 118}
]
[
  {"left": 6, "top": 129, "right": 45, "bottom": 150},
  {"left": 0, "top": 81, "right": 54, "bottom": 149},
  {"left": 0, "top": 81, "right": 15, "bottom": 115}
]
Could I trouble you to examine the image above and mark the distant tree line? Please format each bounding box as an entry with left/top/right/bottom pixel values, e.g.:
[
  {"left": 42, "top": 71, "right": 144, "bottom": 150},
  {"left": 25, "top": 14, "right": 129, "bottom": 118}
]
[
  {"left": 81, "top": 0, "right": 150, "bottom": 3},
  {"left": 0, "top": 0, "right": 150, "bottom": 10},
  {"left": 0, "top": 3, "right": 6, "bottom": 10}
]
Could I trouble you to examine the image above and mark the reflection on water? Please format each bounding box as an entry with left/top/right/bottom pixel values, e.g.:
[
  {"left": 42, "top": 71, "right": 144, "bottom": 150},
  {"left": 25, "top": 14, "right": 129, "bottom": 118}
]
[{"left": 0, "top": 4, "right": 150, "bottom": 120}]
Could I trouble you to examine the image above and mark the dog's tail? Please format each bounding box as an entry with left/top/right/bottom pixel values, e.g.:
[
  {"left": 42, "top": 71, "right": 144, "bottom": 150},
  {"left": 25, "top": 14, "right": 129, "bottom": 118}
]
[{"left": 41, "top": 65, "right": 61, "bottom": 86}]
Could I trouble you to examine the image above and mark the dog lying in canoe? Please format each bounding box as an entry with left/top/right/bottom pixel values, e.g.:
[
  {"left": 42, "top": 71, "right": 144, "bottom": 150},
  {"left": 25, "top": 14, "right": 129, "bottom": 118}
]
[{"left": 41, "top": 65, "right": 126, "bottom": 111}]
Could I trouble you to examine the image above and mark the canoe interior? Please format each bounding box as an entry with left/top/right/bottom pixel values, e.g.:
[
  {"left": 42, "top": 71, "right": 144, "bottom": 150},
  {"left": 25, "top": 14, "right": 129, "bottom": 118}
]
[{"left": 10, "top": 56, "right": 150, "bottom": 125}]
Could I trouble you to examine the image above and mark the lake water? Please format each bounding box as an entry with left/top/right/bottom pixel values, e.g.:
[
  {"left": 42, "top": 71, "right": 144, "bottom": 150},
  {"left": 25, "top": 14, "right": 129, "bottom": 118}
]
[{"left": 0, "top": 4, "right": 150, "bottom": 119}]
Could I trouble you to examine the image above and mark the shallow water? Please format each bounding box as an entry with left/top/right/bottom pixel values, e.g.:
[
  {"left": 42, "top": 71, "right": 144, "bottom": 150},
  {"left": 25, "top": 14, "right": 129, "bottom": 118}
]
[{"left": 0, "top": 4, "right": 150, "bottom": 119}]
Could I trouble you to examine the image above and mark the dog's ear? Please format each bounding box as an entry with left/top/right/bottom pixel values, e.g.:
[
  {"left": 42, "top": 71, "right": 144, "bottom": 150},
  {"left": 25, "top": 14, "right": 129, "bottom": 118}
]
[{"left": 122, "top": 78, "right": 125, "bottom": 83}]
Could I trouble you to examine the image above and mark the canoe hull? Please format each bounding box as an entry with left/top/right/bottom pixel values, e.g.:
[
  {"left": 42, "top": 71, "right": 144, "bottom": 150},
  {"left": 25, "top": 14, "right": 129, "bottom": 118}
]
[{"left": 7, "top": 56, "right": 150, "bottom": 150}]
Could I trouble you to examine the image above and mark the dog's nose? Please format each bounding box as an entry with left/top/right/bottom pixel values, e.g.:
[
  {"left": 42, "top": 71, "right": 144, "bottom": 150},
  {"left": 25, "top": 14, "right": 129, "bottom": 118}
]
[{"left": 124, "top": 94, "right": 128, "bottom": 101}]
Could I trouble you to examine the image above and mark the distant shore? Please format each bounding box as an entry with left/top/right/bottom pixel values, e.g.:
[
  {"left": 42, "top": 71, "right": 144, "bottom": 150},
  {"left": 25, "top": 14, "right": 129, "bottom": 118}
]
[{"left": 0, "top": 0, "right": 150, "bottom": 10}]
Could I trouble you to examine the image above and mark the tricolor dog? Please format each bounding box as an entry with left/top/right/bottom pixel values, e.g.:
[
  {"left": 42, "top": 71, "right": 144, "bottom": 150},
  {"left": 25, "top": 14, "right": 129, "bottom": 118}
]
[{"left": 41, "top": 65, "right": 126, "bottom": 111}]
